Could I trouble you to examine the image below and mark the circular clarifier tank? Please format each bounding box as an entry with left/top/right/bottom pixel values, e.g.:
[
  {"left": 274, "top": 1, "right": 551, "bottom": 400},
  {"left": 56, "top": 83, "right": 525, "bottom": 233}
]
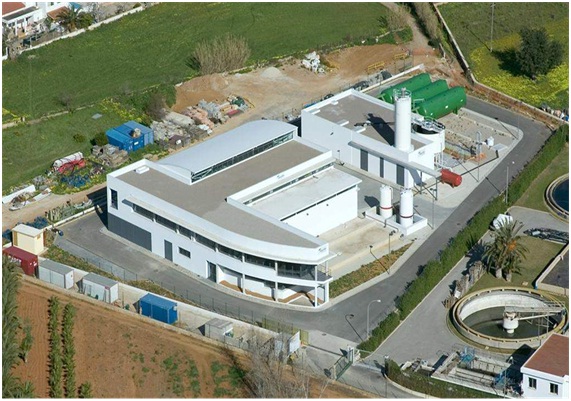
[{"left": 451, "top": 287, "right": 567, "bottom": 349}]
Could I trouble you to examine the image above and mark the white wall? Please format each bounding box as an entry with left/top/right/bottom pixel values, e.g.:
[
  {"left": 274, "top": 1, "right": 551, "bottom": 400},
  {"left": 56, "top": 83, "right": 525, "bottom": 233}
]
[
  {"left": 283, "top": 187, "right": 358, "bottom": 236},
  {"left": 521, "top": 371, "right": 568, "bottom": 399}
]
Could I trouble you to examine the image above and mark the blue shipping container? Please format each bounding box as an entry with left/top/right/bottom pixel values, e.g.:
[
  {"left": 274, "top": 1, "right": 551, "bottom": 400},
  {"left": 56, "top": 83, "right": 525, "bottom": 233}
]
[
  {"left": 140, "top": 293, "right": 178, "bottom": 324},
  {"left": 106, "top": 121, "right": 154, "bottom": 153}
]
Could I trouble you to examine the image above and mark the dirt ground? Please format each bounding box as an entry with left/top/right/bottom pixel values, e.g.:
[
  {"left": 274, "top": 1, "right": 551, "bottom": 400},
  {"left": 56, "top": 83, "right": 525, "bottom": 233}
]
[{"left": 13, "top": 279, "right": 372, "bottom": 398}]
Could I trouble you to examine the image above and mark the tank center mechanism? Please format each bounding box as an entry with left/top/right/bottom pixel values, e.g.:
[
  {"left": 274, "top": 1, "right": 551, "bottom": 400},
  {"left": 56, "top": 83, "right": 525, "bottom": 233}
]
[{"left": 502, "top": 304, "right": 566, "bottom": 335}]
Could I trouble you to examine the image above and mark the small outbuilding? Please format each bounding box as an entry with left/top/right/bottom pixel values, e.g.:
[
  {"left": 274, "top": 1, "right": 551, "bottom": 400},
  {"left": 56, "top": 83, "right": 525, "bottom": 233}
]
[
  {"left": 139, "top": 293, "right": 178, "bottom": 324},
  {"left": 204, "top": 318, "right": 233, "bottom": 338},
  {"left": 106, "top": 121, "right": 154, "bottom": 153},
  {"left": 80, "top": 273, "right": 119, "bottom": 303},
  {"left": 38, "top": 259, "right": 74, "bottom": 289},
  {"left": 3, "top": 246, "right": 38, "bottom": 276},
  {"left": 12, "top": 224, "right": 45, "bottom": 255}
]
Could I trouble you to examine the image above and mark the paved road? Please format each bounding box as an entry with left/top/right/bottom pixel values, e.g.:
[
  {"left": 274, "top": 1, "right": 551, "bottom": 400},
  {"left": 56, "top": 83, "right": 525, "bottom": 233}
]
[{"left": 60, "top": 97, "right": 552, "bottom": 343}]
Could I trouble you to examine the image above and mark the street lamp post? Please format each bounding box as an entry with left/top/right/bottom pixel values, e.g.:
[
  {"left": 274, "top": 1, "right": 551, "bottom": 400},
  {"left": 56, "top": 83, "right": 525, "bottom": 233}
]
[
  {"left": 388, "top": 230, "right": 396, "bottom": 254},
  {"left": 505, "top": 161, "right": 514, "bottom": 204},
  {"left": 367, "top": 299, "right": 382, "bottom": 339}
]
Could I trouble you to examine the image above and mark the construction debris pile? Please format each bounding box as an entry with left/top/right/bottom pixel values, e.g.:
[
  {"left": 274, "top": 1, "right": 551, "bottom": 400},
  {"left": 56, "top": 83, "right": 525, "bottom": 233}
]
[
  {"left": 301, "top": 51, "right": 325, "bottom": 73},
  {"left": 92, "top": 144, "right": 129, "bottom": 168}
]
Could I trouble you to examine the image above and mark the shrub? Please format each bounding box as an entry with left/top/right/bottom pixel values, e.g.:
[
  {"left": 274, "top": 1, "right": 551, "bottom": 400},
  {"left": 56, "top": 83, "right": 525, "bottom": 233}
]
[
  {"left": 72, "top": 133, "right": 86, "bottom": 143},
  {"left": 192, "top": 34, "right": 251, "bottom": 75},
  {"left": 92, "top": 132, "right": 108, "bottom": 146},
  {"left": 144, "top": 93, "right": 167, "bottom": 121}
]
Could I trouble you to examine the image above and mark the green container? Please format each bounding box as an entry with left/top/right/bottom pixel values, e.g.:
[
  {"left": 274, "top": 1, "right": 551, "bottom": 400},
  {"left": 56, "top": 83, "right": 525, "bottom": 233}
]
[
  {"left": 416, "top": 87, "right": 467, "bottom": 120},
  {"left": 378, "top": 73, "right": 431, "bottom": 103},
  {"left": 411, "top": 80, "right": 448, "bottom": 107}
]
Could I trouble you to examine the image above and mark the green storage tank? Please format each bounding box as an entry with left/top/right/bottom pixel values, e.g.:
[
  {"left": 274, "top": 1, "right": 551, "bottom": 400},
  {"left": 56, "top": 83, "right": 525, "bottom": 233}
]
[
  {"left": 416, "top": 87, "right": 466, "bottom": 120},
  {"left": 378, "top": 73, "right": 431, "bottom": 103},
  {"left": 411, "top": 80, "right": 448, "bottom": 107}
]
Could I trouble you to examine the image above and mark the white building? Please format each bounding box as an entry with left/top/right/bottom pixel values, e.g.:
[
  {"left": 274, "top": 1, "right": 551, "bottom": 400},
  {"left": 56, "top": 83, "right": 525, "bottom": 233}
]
[
  {"left": 107, "top": 120, "right": 362, "bottom": 306},
  {"left": 38, "top": 259, "right": 74, "bottom": 289},
  {"left": 302, "top": 89, "right": 443, "bottom": 189},
  {"left": 521, "top": 333, "right": 569, "bottom": 398},
  {"left": 2, "top": 2, "right": 68, "bottom": 35},
  {"left": 80, "top": 273, "right": 119, "bottom": 303}
]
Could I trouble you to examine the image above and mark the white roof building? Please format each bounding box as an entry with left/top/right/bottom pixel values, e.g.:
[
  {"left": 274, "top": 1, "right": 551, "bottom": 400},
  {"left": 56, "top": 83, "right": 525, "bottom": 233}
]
[{"left": 107, "top": 120, "right": 361, "bottom": 305}]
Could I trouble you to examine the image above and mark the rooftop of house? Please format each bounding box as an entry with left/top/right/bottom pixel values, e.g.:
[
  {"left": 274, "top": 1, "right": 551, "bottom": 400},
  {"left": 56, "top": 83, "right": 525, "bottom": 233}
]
[{"left": 522, "top": 333, "right": 569, "bottom": 378}]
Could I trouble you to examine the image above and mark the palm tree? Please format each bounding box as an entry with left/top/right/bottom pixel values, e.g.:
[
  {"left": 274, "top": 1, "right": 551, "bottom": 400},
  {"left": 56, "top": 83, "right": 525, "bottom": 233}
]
[
  {"left": 55, "top": 7, "right": 93, "bottom": 32},
  {"left": 484, "top": 220, "right": 528, "bottom": 281}
]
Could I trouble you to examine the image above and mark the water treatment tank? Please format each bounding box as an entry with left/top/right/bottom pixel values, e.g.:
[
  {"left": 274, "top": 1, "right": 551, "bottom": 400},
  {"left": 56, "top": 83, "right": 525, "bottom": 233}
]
[
  {"left": 399, "top": 189, "right": 413, "bottom": 228},
  {"left": 394, "top": 89, "right": 412, "bottom": 152},
  {"left": 378, "top": 73, "right": 431, "bottom": 103},
  {"left": 380, "top": 185, "right": 393, "bottom": 219},
  {"left": 411, "top": 80, "right": 449, "bottom": 107},
  {"left": 416, "top": 87, "right": 467, "bottom": 120},
  {"left": 502, "top": 310, "right": 519, "bottom": 334}
]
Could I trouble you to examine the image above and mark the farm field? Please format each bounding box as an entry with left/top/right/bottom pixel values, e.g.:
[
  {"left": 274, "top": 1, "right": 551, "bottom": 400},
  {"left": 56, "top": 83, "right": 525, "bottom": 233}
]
[
  {"left": 439, "top": 2, "right": 569, "bottom": 109},
  {"left": 13, "top": 279, "right": 372, "bottom": 398},
  {"left": 2, "top": 2, "right": 394, "bottom": 119},
  {"left": 516, "top": 144, "right": 569, "bottom": 213},
  {"left": 2, "top": 105, "right": 129, "bottom": 192}
]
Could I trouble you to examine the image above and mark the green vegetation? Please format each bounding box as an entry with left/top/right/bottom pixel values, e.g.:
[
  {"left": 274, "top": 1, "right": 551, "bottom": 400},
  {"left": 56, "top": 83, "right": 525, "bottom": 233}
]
[
  {"left": 385, "top": 358, "right": 500, "bottom": 398},
  {"left": 359, "top": 125, "right": 568, "bottom": 352},
  {"left": 470, "top": 237, "right": 565, "bottom": 293},
  {"left": 18, "top": 319, "right": 33, "bottom": 364},
  {"left": 78, "top": 382, "right": 93, "bottom": 398},
  {"left": 516, "top": 145, "right": 569, "bottom": 212},
  {"left": 329, "top": 244, "right": 411, "bottom": 298},
  {"left": 2, "top": 258, "right": 36, "bottom": 398},
  {"left": 483, "top": 221, "right": 528, "bottom": 280},
  {"left": 48, "top": 296, "right": 63, "bottom": 398},
  {"left": 439, "top": 3, "right": 569, "bottom": 108},
  {"left": 3, "top": 3, "right": 395, "bottom": 119},
  {"left": 193, "top": 34, "right": 251, "bottom": 75},
  {"left": 2, "top": 105, "right": 126, "bottom": 192},
  {"left": 210, "top": 360, "right": 244, "bottom": 398},
  {"left": 517, "top": 27, "right": 564, "bottom": 78},
  {"left": 62, "top": 303, "right": 76, "bottom": 398}
]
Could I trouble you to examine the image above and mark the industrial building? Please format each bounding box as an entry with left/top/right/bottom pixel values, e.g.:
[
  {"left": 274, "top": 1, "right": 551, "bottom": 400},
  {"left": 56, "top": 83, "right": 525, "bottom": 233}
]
[
  {"left": 301, "top": 88, "right": 443, "bottom": 190},
  {"left": 520, "top": 334, "right": 569, "bottom": 398},
  {"left": 107, "top": 120, "right": 362, "bottom": 306}
]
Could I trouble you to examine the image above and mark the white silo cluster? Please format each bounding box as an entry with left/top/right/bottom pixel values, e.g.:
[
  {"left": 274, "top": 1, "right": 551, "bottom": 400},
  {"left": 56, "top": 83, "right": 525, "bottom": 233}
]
[
  {"left": 398, "top": 189, "right": 414, "bottom": 228},
  {"left": 394, "top": 88, "right": 413, "bottom": 152}
]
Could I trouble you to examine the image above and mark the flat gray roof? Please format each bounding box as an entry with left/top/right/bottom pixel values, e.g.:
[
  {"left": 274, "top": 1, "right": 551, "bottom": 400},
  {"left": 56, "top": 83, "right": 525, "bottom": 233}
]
[
  {"left": 314, "top": 93, "right": 424, "bottom": 149},
  {"left": 251, "top": 168, "right": 361, "bottom": 220},
  {"left": 82, "top": 273, "right": 118, "bottom": 288},
  {"left": 158, "top": 120, "right": 296, "bottom": 179},
  {"left": 40, "top": 259, "right": 73, "bottom": 276},
  {"left": 119, "top": 141, "right": 324, "bottom": 248}
]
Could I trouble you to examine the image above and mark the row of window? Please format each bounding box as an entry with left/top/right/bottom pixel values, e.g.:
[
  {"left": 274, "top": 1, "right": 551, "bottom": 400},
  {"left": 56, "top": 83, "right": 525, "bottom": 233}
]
[
  {"left": 244, "top": 162, "right": 334, "bottom": 206},
  {"left": 528, "top": 378, "right": 558, "bottom": 395},
  {"left": 191, "top": 131, "right": 294, "bottom": 183},
  {"left": 131, "top": 202, "right": 318, "bottom": 280}
]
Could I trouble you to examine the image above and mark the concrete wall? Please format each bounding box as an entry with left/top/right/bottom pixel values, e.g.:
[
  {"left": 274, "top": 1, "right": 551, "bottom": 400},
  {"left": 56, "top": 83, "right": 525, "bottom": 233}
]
[
  {"left": 521, "top": 370, "right": 568, "bottom": 399},
  {"left": 283, "top": 186, "right": 358, "bottom": 236}
]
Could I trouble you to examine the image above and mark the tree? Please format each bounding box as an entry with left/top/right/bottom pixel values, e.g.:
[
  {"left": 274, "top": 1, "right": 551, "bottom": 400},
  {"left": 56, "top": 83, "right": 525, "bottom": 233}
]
[
  {"left": 484, "top": 221, "right": 528, "bottom": 281},
  {"left": 516, "top": 27, "right": 563, "bottom": 78},
  {"left": 144, "top": 93, "right": 167, "bottom": 121},
  {"left": 19, "top": 319, "right": 34, "bottom": 363},
  {"left": 78, "top": 382, "right": 93, "bottom": 398},
  {"left": 55, "top": 7, "right": 94, "bottom": 32},
  {"left": 386, "top": 5, "right": 408, "bottom": 32}
]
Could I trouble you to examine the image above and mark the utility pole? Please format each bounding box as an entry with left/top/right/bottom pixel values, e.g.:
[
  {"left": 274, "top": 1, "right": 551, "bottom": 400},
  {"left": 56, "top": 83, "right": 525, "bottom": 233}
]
[
  {"left": 476, "top": 131, "right": 482, "bottom": 182},
  {"left": 490, "top": 3, "right": 496, "bottom": 52}
]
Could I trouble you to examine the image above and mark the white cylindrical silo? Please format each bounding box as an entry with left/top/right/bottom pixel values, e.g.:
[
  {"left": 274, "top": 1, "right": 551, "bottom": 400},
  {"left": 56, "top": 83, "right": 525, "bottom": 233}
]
[
  {"left": 394, "top": 89, "right": 412, "bottom": 152},
  {"left": 399, "top": 188, "right": 413, "bottom": 228},
  {"left": 379, "top": 185, "right": 393, "bottom": 219}
]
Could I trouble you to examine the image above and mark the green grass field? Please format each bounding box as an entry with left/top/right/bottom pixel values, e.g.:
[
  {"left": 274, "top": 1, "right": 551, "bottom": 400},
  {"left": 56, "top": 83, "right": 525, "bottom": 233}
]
[
  {"left": 2, "top": 106, "right": 127, "bottom": 191},
  {"left": 2, "top": 3, "right": 392, "bottom": 119},
  {"left": 469, "top": 236, "right": 565, "bottom": 292},
  {"left": 439, "top": 3, "right": 569, "bottom": 109},
  {"left": 516, "top": 145, "right": 569, "bottom": 213}
]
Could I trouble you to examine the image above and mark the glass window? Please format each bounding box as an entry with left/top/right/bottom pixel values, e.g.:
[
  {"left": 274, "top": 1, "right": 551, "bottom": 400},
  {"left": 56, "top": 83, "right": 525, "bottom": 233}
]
[
  {"left": 178, "top": 226, "right": 194, "bottom": 239},
  {"left": 178, "top": 247, "right": 191, "bottom": 258},
  {"left": 528, "top": 378, "right": 536, "bottom": 389},
  {"left": 156, "top": 215, "right": 177, "bottom": 231},
  {"left": 196, "top": 233, "right": 216, "bottom": 250},
  {"left": 111, "top": 189, "right": 118, "bottom": 209},
  {"left": 133, "top": 204, "right": 154, "bottom": 220},
  {"left": 218, "top": 244, "right": 242, "bottom": 260},
  {"left": 277, "top": 262, "right": 315, "bottom": 280},
  {"left": 245, "top": 254, "right": 274, "bottom": 268},
  {"left": 550, "top": 383, "right": 558, "bottom": 394}
]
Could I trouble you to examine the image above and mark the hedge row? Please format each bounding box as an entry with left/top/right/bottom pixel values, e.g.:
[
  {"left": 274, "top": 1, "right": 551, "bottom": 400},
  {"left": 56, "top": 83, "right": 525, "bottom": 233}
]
[
  {"left": 359, "top": 125, "right": 568, "bottom": 352},
  {"left": 385, "top": 358, "right": 500, "bottom": 398}
]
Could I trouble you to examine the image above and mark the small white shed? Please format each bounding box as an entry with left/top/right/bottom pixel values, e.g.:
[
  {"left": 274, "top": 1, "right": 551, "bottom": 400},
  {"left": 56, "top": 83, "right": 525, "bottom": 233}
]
[
  {"left": 12, "top": 224, "right": 44, "bottom": 255},
  {"left": 204, "top": 318, "right": 233, "bottom": 338},
  {"left": 81, "top": 273, "right": 119, "bottom": 303},
  {"left": 38, "top": 259, "right": 74, "bottom": 289}
]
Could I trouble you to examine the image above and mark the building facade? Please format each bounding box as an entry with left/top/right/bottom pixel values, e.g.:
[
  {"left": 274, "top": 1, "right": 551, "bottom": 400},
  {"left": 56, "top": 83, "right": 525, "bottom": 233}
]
[
  {"left": 107, "top": 120, "right": 361, "bottom": 305},
  {"left": 521, "top": 334, "right": 569, "bottom": 398}
]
